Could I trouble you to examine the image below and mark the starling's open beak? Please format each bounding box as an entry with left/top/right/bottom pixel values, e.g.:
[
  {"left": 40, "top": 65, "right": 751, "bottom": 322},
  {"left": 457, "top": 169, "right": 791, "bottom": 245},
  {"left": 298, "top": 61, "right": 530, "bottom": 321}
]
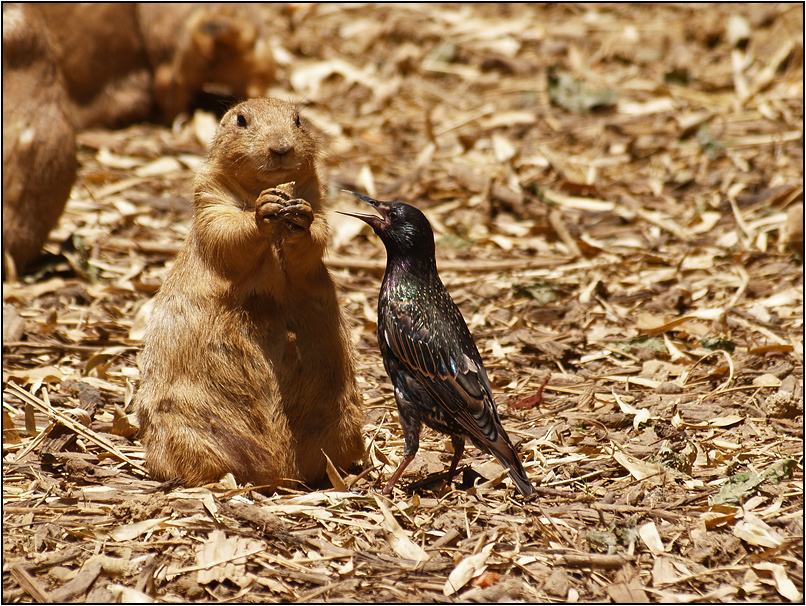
[{"left": 337, "top": 191, "right": 390, "bottom": 231}]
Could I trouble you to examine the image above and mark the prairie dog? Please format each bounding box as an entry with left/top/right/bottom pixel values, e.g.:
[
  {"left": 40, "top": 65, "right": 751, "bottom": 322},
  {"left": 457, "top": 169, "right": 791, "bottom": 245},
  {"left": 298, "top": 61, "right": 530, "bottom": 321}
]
[
  {"left": 136, "top": 98, "right": 364, "bottom": 490},
  {"left": 2, "top": 3, "right": 77, "bottom": 275},
  {"left": 138, "top": 3, "right": 275, "bottom": 122},
  {"left": 37, "top": 3, "right": 152, "bottom": 128}
]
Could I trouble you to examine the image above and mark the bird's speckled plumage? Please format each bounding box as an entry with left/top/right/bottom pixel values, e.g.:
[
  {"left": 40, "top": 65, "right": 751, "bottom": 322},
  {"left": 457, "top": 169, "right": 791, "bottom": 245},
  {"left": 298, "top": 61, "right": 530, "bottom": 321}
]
[{"left": 339, "top": 192, "right": 534, "bottom": 497}]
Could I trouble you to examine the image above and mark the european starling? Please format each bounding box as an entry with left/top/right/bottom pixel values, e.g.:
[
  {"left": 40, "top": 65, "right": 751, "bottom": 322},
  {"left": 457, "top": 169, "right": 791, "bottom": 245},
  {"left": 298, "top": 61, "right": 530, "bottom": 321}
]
[{"left": 339, "top": 192, "right": 534, "bottom": 497}]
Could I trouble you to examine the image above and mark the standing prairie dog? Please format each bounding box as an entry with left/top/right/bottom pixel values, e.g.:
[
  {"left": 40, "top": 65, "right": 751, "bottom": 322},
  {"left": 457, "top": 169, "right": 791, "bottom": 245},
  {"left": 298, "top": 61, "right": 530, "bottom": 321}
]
[{"left": 135, "top": 98, "right": 364, "bottom": 490}]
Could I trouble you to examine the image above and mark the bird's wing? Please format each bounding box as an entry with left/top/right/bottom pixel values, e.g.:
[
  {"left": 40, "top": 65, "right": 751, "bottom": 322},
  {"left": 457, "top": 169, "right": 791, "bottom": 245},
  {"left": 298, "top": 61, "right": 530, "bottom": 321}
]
[{"left": 383, "top": 298, "right": 501, "bottom": 446}]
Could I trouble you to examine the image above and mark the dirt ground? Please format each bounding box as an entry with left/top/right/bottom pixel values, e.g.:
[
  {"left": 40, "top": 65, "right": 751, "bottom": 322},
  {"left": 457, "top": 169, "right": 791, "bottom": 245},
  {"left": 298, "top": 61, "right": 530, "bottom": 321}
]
[{"left": 3, "top": 3, "right": 803, "bottom": 603}]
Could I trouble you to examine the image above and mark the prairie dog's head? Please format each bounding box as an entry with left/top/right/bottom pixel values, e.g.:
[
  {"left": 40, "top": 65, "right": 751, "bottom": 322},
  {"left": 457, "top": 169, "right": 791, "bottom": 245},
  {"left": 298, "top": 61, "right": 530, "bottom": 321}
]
[{"left": 210, "top": 98, "right": 318, "bottom": 191}]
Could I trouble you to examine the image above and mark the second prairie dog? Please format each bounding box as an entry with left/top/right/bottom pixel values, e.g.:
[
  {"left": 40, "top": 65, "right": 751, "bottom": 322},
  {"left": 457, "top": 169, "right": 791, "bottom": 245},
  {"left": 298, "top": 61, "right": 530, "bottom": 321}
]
[
  {"left": 36, "top": 4, "right": 276, "bottom": 128},
  {"left": 2, "top": 3, "right": 77, "bottom": 275},
  {"left": 136, "top": 98, "right": 365, "bottom": 490},
  {"left": 37, "top": 3, "right": 152, "bottom": 128},
  {"left": 138, "top": 3, "right": 275, "bottom": 122}
]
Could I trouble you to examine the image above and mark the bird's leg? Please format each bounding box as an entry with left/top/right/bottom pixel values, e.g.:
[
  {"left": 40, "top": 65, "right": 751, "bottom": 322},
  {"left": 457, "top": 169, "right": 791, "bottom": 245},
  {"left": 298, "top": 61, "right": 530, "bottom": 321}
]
[
  {"left": 381, "top": 453, "right": 415, "bottom": 496},
  {"left": 381, "top": 410, "right": 420, "bottom": 495},
  {"left": 438, "top": 435, "right": 465, "bottom": 496}
]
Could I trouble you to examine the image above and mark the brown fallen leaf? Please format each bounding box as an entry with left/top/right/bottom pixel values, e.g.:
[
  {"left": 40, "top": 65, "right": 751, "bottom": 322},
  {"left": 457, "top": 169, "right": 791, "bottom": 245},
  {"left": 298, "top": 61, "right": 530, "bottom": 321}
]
[
  {"left": 322, "top": 449, "right": 349, "bottom": 492},
  {"left": 606, "top": 580, "right": 649, "bottom": 603}
]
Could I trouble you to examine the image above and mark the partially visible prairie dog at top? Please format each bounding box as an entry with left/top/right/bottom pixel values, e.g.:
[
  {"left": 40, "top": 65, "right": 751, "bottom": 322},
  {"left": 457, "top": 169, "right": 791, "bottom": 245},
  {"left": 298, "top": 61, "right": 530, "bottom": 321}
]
[
  {"left": 37, "top": 3, "right": 152, "bottom": 129},
  {"left": 36, "top": 3, "right": 275, "bottom": 128},
  {"left": 135, "top": 98, "right": 365, "bottom": 490},
  {"left": 138, "top": 3, "right": 275, "bottom": 122},
  {"left": 2, "top": 3, "right": 77, "bottom": 276}
]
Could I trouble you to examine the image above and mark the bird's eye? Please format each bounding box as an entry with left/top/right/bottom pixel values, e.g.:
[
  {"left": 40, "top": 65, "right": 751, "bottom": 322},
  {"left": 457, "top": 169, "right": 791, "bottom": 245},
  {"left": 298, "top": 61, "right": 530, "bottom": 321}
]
[{"left": 236, "top": 114, "right": 248, "bottom": 128}]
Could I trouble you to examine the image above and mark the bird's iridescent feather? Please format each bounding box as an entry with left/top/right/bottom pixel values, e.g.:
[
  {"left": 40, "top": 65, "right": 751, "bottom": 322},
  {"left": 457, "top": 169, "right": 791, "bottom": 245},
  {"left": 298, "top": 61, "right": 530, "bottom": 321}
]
[
  {"left": 381, "top": 269, "right": 500, "bottom": 447},
  {"left": 338, "top": 192, "right": 534, "bottom": 497}
]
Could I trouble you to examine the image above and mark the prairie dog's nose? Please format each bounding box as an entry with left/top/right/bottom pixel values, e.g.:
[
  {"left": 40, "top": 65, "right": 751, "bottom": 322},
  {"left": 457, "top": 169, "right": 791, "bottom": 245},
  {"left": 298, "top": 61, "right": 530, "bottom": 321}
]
[{"left": 270, "top": 140, "right": 292, "bottom": 156}]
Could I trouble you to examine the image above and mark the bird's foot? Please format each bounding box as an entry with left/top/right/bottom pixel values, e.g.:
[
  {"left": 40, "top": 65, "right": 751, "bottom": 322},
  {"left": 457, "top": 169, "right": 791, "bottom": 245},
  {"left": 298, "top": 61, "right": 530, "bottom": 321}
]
[{"left": 436, "top": 480, "right": 453, "bottom": 498}]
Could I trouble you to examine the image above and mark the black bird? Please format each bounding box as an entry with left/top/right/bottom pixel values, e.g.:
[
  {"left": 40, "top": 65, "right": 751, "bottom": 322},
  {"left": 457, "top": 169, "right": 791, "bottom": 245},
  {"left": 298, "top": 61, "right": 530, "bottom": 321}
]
[{"left": 338, "top": 192, "right": 534, "bottom": 497}]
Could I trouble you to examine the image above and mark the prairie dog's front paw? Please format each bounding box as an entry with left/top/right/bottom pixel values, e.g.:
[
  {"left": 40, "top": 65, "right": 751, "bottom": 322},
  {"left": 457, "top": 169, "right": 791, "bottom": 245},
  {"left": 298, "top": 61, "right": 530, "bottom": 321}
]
[
  {"left": 278, "top": 200, "right": 314, "bottom": 232},
  {"left": 255, "top": 182, "right": 294, "bottom": 225},
  {"left": 256, "top": 183, "right": 294, "bottom": 225},
  {"left": 256, "top": 198, "right": 284, "bottom": 226},
  {"left": 255, "top": 183, "right": 313, "bottom": 234}
]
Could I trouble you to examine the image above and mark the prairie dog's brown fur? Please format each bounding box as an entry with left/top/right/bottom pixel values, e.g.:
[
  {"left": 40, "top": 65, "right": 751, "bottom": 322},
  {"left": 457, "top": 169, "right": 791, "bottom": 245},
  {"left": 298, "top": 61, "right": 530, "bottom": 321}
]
[
  {"left": 37, "top": 3, "right": 152, "bottom": 128},
  {"left": 139, "top": 3, "right": 275, "bottom": 122},
  {"left": 2, "top": 3, "right": 77, "bottom": 275},
  {"left": 135, "top": 98, "right": 364, "bottom": 490}
]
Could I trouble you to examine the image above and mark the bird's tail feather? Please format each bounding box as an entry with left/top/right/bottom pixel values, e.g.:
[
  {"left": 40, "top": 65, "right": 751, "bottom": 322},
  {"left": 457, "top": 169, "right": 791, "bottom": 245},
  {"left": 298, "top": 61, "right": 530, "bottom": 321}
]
[
  {"left": 506, "top": 463, "right": 535, "bottom": 497},
  {"left": 489, "top": 437, "right": 534, "bottom": 498}
]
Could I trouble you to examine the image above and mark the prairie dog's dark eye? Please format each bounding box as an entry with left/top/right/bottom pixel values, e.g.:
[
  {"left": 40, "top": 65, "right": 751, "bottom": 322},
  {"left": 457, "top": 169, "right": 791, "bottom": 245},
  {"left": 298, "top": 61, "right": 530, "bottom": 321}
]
[
  {"left": 236, "top": 114, "right": 248, "bottom": 128},
  {"left": 294, "top": 113, "right": 301, "bottom": 127}
]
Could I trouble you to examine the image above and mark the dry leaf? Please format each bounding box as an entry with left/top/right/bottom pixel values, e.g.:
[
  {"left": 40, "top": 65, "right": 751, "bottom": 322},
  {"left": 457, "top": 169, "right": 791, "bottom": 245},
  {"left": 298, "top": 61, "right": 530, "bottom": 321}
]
[
  {"left": 444, "top": 542, "right": 494, "bottom": 596},
  {"left": 753, "top": 562, "right": 801, "bottom": 602},
  {"left": 613, "top": 450, "right": 667, "bottom": 483},
  {"left": 638, "top": 521, "right": 665, "bottom": 556},
  {"left": 373, "top": 495, "right": 429, "bottom": 563},
  {"left": 192, "top": 110, "right": 218, "bottom": 149},
  {"left": 707, "top": 415, "right": 744, "bottom": 428},
  {"left": 652, "top": 557, "right": 682, "bottom": 586},
  {"left": 196, "top": 530, "right": 260, "bottom": 587},
  {"left": 134, "top": 157, "right": 183, "bottom": 178},
  {"left": 5, "top": 366, "right": 63, "bottom": 385},
  {"left": 322, "top": 449, "right": 348, "bottom": 492},
  {"left": 605, "top": 580, "right": 649, "bottom": 603},
  {"left": 106, "top": 517, "right": 171, "bottom": 542},
  {"left": 2, "top": 410, "right": 22, "bottom": 445},
  {"left": 733, "top": 512, "right": 785, "bottom": 548},
  {"left": 108, "top": 584, "right": 154, "bottom": 603}
]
